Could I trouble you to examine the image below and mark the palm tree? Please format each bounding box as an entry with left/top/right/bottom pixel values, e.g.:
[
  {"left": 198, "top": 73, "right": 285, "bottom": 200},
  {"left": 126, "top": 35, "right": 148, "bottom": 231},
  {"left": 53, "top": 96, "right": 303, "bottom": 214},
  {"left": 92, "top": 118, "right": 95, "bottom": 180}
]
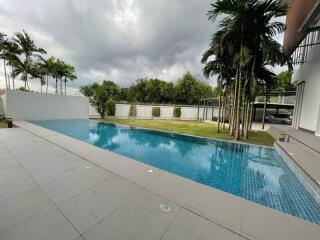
[
  {"left": 12, "top": 30, "right": 46, "bottom": 89},
  {"left": 10, "top": 58, "right": 33, "bottom": 89},
  {"left": 0, "top": 32, "right": 9, "bottom": 88},
  {"left": 63, "top": 64, "right": 76, "bottom": 95},
  {"left": 29, "top": 62, "right": 47, "bottom": 93},
  {"left": 2, "top": 40, "right": 21, "bottom": 89},
  {"left": 38, "top": 56, "right": 57, "bottom": 94},
  {"left": 203, "top": 0, "right": 288, "bottom": 140}
]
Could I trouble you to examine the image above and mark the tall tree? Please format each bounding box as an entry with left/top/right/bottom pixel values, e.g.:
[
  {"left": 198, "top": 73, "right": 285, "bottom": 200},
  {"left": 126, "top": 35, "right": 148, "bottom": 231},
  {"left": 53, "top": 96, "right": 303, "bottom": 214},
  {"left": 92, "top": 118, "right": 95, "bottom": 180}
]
[
  {"left": 12, "top": 30, "right": 46, "bottom": 89},
  {"left": 80, "top": 81, "right": 120, "bottom": 118},
  {"left": 203, "top": 0, "right": 288, "bottom": 140}
]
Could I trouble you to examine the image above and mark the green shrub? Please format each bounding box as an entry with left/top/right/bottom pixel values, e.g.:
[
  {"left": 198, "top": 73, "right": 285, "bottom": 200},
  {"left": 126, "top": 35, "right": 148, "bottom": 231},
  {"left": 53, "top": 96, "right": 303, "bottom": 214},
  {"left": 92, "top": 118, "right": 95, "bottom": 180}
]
[
  {"left": 212, "top": 116, "right": 230, "bottom": 124},
  {"left": 152, "top": 107, "right": 161, "bottom": 117},
  {"left": 106, "top": 99, "right": 116, "bottom": 116},
  {"left": 129, "top": 105, "right": 137, "bottom": 117},
  {"left": 173, "top": 106, "right": 181, "bottom": 118}
]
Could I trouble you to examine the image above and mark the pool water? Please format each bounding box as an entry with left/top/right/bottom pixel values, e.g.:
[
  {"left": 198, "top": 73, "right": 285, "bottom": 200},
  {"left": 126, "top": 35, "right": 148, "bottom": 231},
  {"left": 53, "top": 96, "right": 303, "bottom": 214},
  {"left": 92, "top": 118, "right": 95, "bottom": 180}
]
[{"left": 32, "top": 119, "right": 320, "bottom": 225}]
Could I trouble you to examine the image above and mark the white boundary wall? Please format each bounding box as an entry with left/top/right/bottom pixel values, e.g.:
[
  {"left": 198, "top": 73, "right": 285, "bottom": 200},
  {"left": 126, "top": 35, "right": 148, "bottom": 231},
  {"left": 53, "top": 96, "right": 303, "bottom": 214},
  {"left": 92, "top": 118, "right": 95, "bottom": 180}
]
[
  {"left": 110, "top": 103, "right": 221, "bottom": 120},
  {"left": 3, "top": 89, "right": 89, "bottom": 120}
]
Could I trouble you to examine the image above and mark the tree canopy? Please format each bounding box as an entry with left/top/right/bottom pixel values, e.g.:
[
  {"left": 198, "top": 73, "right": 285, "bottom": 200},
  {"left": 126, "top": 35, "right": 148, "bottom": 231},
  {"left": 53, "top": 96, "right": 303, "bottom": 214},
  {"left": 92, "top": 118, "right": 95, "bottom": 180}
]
[
  {"left": 202, "top": 0, "right": 289, "bottom": 139},
  {"left": 81, "top": 72, "right": 214, "bottom": 108},
  {"left": 0, "top": 30, "right": 76, "bottom": 94}
]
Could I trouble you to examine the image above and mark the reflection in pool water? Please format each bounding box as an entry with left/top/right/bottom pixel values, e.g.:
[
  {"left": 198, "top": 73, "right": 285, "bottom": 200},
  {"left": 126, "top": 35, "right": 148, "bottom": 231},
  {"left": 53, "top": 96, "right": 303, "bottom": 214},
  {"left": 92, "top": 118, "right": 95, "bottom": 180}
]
[{"left": 32, "top": 119, "right": 320, "bottom": 225}]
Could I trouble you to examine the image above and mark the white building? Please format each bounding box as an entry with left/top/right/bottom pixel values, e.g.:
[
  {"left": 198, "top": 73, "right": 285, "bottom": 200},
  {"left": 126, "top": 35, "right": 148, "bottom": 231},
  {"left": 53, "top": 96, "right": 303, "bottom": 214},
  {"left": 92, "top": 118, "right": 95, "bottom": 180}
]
[{"left": 283, "top": 0, "right": 320, "bottom": 136}]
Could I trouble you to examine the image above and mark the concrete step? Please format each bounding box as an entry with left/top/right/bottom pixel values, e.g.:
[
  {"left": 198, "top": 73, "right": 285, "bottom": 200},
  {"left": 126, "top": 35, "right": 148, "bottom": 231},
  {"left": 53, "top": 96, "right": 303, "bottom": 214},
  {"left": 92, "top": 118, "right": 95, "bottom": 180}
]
[{"left": 275, "top": 141, "right": 320, "bottom": 190}]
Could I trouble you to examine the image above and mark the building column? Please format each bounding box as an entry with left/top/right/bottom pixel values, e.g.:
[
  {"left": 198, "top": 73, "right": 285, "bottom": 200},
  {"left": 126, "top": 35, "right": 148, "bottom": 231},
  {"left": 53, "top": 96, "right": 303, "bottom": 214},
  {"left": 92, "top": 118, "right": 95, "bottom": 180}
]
[{"left": 292, "top": 85, "right": 301, "bottom": 129}]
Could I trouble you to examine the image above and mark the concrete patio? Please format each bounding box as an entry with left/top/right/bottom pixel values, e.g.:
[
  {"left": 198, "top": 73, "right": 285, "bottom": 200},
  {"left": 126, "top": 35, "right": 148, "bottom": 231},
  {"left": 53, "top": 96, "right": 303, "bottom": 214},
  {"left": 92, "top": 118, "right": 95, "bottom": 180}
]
[{"left": 0, "top": 122, "right": 319, "bottom": 240}]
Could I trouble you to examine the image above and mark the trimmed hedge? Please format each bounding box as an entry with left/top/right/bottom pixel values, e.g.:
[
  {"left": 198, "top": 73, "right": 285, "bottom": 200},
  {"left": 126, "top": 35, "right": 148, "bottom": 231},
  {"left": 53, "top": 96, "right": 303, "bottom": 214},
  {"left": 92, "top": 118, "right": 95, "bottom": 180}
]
[
  {"left": 212, "top": 116, "right": 230, "bottom": 123},
  {"left": 152, "top": 107, "right": 161, "bottom": 117},
  {"left": 129, "top": 105, "right": 137, "bottom": 117},
  {"left": 173, "top": 106, "right": 181, "bottom": 118}
]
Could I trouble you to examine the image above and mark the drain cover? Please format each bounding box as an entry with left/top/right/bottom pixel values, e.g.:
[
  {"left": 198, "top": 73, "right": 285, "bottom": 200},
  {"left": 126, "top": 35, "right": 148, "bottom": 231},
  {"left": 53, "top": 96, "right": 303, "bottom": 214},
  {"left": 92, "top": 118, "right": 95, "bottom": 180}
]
[{"left": 160, "top": 203, "right": 171, "bottom": 213}]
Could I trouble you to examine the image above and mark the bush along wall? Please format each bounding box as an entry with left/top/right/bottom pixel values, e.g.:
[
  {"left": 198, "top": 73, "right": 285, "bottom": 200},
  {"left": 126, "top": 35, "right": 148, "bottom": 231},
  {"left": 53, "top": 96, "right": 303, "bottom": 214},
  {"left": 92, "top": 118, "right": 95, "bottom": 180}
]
[
  {"left": 106, "top": 99, "right": 116, "bottom": 116},
  {"left": 152, "top": 107, "right": 161, "bottom": 117},
  {"left": 173, "top": 106, "right": 181, "bottom": 118},
  {"left": 129, "top": 104, "right": 137, "bottom": 117}
]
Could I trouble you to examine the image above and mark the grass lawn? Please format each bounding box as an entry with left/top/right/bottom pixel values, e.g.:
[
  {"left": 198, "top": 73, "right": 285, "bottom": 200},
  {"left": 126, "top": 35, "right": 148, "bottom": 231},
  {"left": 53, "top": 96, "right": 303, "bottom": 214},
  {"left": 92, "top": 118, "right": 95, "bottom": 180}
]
[
  {"left": 0, "top": 120, "right": 7, "bottom": 129},
  {"left": 101, "top": 118, "right": 275, "bottom": 147}
]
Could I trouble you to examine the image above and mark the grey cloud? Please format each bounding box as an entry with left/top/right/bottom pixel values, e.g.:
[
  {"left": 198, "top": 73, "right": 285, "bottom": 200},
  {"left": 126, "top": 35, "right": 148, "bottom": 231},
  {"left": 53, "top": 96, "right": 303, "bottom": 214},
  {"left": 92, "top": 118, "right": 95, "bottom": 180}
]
[{"left": 0, "top": 0, "right": 218, "bottom": 89}]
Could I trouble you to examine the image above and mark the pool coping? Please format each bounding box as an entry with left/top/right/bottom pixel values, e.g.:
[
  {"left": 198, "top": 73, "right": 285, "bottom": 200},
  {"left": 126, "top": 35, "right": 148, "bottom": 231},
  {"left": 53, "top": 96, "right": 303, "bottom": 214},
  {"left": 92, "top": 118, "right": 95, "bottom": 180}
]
[{"left": 13, "top": 120, "right": 320, "bottom": 240}]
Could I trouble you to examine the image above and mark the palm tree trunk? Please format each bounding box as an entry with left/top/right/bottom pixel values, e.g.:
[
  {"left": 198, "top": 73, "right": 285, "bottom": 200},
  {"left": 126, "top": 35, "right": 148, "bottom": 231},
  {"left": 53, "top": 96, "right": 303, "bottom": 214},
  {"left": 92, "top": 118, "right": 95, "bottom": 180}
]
[
  {"left": 241, "top": 98, "right": 246, "bottom": 137},
  {"left": 7, "top": 72, "right": 11, "bottom": 89},
  {"left": 3, "top": 59, "right": 8, "bottom": 89},
  {"left": 235, "top": 38, "right": 245, "bottom": 141},
  {"left": 217, "top": 77, "right": 222, "bottom": 133},
  {"left": 244, "top": 101, "right": 250, "bottom": 139},
  {"left": 60, "top": 79, "right": 63, "bottom": 94},
  {"left": 11, "top": 66, "right": 15, "bottom": 89},
  {"left": 64, "top": 78, "right": 67, "bottom": 95},
  {"left": 26, "top": 79, "right": 29, "bottom": 90},
  {"left": 222, "top": 96, "right": 226, "bottom": 129},
  {"left": 40, "top": 78, "right": 43, "bottom": 93},
  {"left": 235, "top": 69, "right": 242, "bottom": 140},
  {"left": 46, "top": 75, "right": 49, "bottom": 94},
  {"left": 55, "top": 77, "right": 58, "bottom": 94},
  {"left": 230, "top": 77, "right": 237, "bottom": 136}
]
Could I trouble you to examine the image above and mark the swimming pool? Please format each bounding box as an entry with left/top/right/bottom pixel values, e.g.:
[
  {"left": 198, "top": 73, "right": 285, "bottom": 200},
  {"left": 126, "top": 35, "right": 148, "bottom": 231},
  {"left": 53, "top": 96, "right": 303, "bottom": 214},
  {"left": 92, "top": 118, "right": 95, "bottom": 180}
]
[{"left": 32, "top": 119, "right": 320, "bottom": 225}]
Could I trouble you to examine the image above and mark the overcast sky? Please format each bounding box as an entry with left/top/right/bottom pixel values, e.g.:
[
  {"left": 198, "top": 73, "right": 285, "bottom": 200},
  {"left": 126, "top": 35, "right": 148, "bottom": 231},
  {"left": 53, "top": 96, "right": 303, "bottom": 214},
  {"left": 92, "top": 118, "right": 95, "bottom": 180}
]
[{"left": 0, "top": 0, "right": 285, "bottom": 94}]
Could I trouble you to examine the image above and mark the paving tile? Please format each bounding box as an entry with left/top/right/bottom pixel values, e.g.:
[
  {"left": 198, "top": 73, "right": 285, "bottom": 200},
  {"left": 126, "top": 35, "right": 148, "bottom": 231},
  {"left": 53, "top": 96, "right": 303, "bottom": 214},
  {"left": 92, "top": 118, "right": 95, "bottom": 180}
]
[
  {"left": 42, "top": 166, "right": 112, "bottom": 204},
  {"left": 0, "top": 206, "right": 79, "bottom": 240},
  {"left": 104, "top": 175, "right": 158, "bottom": 203},
  {"left": 241, "top": 200, "right": 320, "bottom": 240},
  {"left": 161, "top": 209, "right": 240, "bottom": 240},
  {"left": 0, "top": 188, "right": 52, "bottom": 233},
  {"left": 59, "top": 181, "right": 128, "bottom": 234},
  {"left": 21, "top": 155, "right": 94, "bottom": 185},
  {"left": 0, "top": 157, "right": 19, "bottom": 169},
  {"left": 147, "top": 172, "right": 243, "bottom": 233},
  {"left": 0, "top": 151, "right": 14, "bottom": 160},
  {"left": 0, "top": 165, "right": 37, "bottom": 201},
  {"left": 118, "top": 161, "right": 164, "bottom": 187},
  {"left": 83, "top": 197, "right": 179, "bottom": 240}
]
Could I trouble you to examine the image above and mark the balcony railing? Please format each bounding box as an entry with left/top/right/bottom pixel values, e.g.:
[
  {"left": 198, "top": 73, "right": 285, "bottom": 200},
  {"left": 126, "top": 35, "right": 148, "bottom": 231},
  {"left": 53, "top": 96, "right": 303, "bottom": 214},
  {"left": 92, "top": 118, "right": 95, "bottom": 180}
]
[{"left": 291, "top": 29, "right": 320, "bottom": 65}]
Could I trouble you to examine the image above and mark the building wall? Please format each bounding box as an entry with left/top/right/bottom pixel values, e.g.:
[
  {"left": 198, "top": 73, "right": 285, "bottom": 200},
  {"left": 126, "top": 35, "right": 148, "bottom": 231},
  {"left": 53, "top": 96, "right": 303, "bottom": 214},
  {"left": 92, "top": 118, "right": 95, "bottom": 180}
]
[
  {"left": 3, "top": 89, "right": 89, "bottom": 120},
  {"left": 283, "top": 0, "right": 318, "bottom": 55},
  {"left": 292, "top": 45, "right": 320, "bottom": 132}
]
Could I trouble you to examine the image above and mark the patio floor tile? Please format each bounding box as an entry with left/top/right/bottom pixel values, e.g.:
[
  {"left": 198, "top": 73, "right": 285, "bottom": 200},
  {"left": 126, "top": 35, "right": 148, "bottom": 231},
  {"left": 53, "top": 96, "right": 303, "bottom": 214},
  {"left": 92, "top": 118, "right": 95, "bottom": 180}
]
[
  {"left": 161, "top": 208, "right": 240, "bottom": 240},
  {"left": 0, "top": 206, "right": 79, "bottom": 240},
  {"left": 118, "top": 161, "right": 164, "bottom": 187},
  {"left": 0, "top": 188, "right": 52, "bottom": 233},
  {"left": 147, "top": 172, "right": 243, "bottom": 233},
  {"left": 82, "top": 197, "right": 179, "bottom": 240},
  {"left": 0, "top": 165, "right": 37, "bottom": 201},
  {"left": 59, "top": 181, "right": 128, "bottom": 234},
  {"left": 241, "top": 200, "right": 320, "bottom": 240},
  {"left": 41, "top": 166, "right": 112, "bottom": 204}
]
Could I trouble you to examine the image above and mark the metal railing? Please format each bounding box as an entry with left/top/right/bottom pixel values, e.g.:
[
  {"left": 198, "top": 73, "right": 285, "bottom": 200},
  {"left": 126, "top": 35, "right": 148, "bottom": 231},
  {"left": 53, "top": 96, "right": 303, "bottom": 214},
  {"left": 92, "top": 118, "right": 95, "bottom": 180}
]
[{"left": 291, "top": 29, "right": 320, "bottom": 65}]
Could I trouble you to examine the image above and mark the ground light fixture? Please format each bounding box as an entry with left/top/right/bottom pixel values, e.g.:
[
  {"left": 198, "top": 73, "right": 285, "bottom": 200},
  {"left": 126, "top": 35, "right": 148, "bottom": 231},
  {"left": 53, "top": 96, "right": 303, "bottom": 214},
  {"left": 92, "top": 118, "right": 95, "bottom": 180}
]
[{"left": 159, "top": 203, "right": 171, "bottom": 213}]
